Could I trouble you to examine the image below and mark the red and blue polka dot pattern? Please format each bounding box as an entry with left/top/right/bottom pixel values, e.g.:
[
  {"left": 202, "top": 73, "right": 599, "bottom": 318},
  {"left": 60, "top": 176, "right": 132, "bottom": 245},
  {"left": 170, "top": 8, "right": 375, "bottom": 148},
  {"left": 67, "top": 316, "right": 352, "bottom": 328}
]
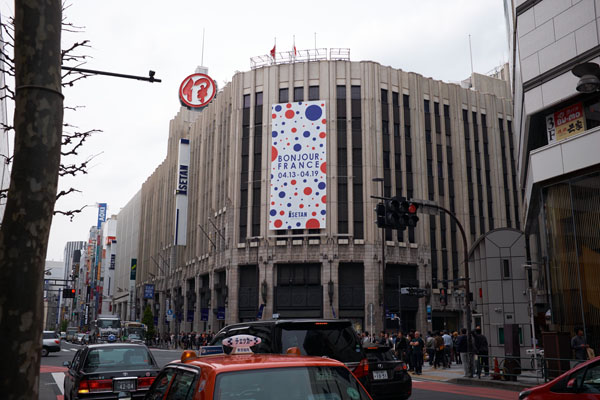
[{"left": 269, "top": 101, "right": 327, "bottom": 230}]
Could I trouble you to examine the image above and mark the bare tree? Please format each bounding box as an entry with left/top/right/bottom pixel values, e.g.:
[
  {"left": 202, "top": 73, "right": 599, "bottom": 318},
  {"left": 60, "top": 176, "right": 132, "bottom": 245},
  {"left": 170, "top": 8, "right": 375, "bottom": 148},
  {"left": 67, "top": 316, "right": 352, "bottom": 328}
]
[{"left": 0, "top": 1, "right": 63, "bottom": 398}]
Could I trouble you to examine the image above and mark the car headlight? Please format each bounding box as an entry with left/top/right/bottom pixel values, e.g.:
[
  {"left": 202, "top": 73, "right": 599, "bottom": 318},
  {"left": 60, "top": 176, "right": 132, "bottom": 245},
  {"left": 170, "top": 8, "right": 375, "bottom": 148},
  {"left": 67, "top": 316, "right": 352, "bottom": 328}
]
[{"left": 518, "top": 390, "right": 531, "bottom": 400}]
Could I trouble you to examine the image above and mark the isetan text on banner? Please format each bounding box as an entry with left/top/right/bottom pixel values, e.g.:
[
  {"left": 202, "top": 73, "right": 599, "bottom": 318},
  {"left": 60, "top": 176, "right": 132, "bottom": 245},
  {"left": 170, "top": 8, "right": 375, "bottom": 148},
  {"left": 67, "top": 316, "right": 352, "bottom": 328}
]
[
  {"left": 269, "top": 101, "right": 327, "bottom": 230},
  {"left": 174, "top": 138, "right": 190, "bottom": 245}
]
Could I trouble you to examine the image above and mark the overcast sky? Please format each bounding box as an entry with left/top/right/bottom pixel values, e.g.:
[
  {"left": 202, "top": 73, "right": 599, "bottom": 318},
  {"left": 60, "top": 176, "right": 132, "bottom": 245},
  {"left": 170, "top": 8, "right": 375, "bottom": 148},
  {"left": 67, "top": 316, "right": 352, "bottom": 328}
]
[{"left": 0, "top": 0, "right": 509, "bottom": 261}]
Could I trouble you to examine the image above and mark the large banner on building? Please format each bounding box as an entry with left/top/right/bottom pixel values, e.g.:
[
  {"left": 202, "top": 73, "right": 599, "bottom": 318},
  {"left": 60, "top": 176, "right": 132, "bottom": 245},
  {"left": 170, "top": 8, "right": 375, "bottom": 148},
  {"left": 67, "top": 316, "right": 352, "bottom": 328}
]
[
  {"left": 269, "top": 101, "right": 327, "bottom": 230},
  {"left": 174, "top": 138, "right": 190, "bottom": 245}
]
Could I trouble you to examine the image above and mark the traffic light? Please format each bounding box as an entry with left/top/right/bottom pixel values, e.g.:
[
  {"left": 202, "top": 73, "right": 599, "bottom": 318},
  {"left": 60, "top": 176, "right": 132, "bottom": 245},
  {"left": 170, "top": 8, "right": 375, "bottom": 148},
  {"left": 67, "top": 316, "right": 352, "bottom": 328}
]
[
  {"left": 439, "top": 287, "right": 447, "bottom": 306},
  {"left": 63, "top": 288, "right": 76, "bottom": 298},
  {"left": 406, "top": 202, "right": 419, "bottom": 227},
  {"left": 375, "top": 203, "right": 386, "bottom": 228}
]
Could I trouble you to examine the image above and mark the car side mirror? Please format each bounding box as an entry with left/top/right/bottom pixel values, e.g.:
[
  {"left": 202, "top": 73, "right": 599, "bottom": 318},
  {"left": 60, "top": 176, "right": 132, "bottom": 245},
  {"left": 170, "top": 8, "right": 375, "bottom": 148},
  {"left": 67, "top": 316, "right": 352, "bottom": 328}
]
[
  {"left": 63, "top": 361, "right": 71, "bottom": 368},
  {"left": 566, "top": 378, "right": 577, "bottom": 390}
]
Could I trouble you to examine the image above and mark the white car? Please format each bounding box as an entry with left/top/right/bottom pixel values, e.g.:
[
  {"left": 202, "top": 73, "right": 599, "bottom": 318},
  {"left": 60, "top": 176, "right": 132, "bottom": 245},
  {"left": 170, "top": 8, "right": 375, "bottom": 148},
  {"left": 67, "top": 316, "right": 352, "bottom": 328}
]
[{"left": 42, "top": 331, "right": 61, "bottom": 356}]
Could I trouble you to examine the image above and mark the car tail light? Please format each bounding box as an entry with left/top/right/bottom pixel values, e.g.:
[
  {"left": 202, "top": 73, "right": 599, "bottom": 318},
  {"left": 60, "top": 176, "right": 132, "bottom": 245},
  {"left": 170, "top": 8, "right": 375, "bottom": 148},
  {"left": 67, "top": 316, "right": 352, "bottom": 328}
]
[
  {"left": 54, "top": 339, "right": 60, "bottom": 345},
  {"left": 138, "top": 377, "right": 155, "bottom": 388},
  {"left": 394, "top": 363, "right": 408, "bottom": 372},
  {"left": 352, "top": 358, "right": 369, "bottom": 379},
  {"left": 78, "top": 378, "right": 112, "bottom": 393}
]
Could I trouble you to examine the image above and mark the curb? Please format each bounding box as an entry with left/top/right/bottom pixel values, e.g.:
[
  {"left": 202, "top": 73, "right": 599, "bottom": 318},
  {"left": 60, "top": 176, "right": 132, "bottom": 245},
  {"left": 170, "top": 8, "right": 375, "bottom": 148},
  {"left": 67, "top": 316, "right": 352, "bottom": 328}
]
[{"left": 448, "top": 376, "right": 533, "bottom": 392}]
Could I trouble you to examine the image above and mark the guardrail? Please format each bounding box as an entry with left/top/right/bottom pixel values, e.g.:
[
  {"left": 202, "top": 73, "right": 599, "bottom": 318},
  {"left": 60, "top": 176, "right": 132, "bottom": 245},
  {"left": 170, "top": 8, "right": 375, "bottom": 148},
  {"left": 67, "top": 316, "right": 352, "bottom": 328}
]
[{"left": 472, "top": 353, "right": 584, "bottom": 385}]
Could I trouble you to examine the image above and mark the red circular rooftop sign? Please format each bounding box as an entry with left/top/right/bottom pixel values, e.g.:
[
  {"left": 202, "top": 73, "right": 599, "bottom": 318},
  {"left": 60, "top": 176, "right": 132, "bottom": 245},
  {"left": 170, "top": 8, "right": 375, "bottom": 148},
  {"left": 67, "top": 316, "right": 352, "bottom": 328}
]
[{"left": 179, "top": 73, "right": 216, "bottom": 108}]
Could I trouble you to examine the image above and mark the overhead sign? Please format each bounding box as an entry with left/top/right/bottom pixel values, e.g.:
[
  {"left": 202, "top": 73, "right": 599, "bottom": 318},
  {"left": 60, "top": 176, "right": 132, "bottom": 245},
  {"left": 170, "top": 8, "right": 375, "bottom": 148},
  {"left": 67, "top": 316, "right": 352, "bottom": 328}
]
[
  {"left": 546, "top": 102, "right": 585, "bottom": 143},
  {"left": 179, "top": 73, "right": 216, "bottom": 109},
  {"left": 269, "top": 101, "right": 327, "bottom": 230}
]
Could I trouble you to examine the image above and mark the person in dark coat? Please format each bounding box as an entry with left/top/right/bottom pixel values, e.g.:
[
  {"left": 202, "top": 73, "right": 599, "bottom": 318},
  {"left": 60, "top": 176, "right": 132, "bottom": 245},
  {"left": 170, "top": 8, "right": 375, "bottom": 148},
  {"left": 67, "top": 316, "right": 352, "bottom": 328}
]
[
  {"left": 395, "top": 332, "right": 409, "bottom": 363},
  {"left": 409, "top": 331, "right": 425, "bottom": 375},
  {"left": 472, "top": 326, "right": 489, "bottom": 377}
]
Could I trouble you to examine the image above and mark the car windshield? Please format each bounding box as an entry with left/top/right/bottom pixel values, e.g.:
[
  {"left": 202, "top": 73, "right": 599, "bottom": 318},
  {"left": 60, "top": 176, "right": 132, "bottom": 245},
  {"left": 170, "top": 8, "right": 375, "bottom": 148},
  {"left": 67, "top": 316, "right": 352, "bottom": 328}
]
[
  {"left": 280, "top": 324, "right": 364, "bottom": 363},
  {"left": 97, "top": 320, "right": 120, "bottom": 329},
  {"left": 214, "top": 366, "right": 370, "bottom": 400},
  {"left": 43, "top": 332, "right": 58, "bottom": 339},
  {"left": 83, "top": 347, "right": 154, "bottom": 372}
]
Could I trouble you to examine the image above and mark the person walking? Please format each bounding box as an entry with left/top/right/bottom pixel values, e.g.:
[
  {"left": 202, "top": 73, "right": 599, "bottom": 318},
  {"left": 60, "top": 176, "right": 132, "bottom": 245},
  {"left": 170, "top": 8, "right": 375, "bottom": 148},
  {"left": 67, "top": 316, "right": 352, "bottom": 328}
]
[
  {"left": 409, "top": 331, "right": 425, "bottom": 375},
  {"left": 425, "top": 331, "right": 435, "bottom": 366},
  {"left": 434, "top": 331, "right": 445, "bottom": 369},
  {"left": 442, "top": 330, "right": 453, "bottom": 367},
  {"left": 472, "top": 327, "right": 489, "bottom": 377},
  {"left": 453, "top": 331, "right": 462, "bottom": 365},
  {"left": 395, "top": 332, "right": 409, "bottom": 363},
  {"left": 571, "top": 327, "right": 589, "bottom": 362},
  {"left": 456, "top": 328, "right": 471, "bottom": 377}
]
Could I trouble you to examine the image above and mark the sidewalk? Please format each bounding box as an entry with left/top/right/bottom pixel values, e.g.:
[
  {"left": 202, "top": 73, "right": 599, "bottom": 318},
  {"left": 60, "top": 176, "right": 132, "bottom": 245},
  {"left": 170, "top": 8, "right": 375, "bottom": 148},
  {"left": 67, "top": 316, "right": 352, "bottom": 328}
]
[{"left": 412, "top": 362, "right": 544, "bottom": 392}]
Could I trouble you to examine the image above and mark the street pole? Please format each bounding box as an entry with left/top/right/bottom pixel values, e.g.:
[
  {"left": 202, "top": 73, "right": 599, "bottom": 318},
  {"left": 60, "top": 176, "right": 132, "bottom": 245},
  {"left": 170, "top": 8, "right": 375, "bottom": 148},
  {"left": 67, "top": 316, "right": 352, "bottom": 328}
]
[
  {"left": 373, "top": 178, "right": 385, "bottom": 332},
  {"left": 523, "top": 264, "right": 537, "bottom": 376},
  {"left": 416, "top": 201, "right": 472, "bottom": 370},
  {"left": 398, "top": 275, "right": 402, "bottom": 333}
]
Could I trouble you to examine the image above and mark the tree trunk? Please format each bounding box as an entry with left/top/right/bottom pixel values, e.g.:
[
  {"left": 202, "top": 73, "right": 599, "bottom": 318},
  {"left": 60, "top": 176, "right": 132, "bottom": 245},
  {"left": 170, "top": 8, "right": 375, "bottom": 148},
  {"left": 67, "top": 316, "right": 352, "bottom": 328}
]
[{"left": 0, "top": 1, "right": 63, "bottom": 398}]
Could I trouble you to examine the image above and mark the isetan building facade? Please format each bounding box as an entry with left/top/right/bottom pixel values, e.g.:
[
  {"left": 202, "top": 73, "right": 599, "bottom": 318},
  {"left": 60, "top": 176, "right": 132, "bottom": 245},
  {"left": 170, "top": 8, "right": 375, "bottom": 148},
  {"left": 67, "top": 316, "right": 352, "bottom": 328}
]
[
  {"left": 506, "top": 0, "right": 600, "bottom": 350},
  {"left": 131, "top": 59, "right": 517, "bottom": 335}
]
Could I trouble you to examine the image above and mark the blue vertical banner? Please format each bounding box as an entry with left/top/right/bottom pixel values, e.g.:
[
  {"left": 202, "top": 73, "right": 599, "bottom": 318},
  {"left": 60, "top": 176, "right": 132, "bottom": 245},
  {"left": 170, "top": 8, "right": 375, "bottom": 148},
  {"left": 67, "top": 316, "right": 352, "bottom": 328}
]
[
  {"left": 201, "top": 308, "right": 209, "bottom": 321},
  {"left": 97, "top": 203, "right": 107, "bottom": 228}
]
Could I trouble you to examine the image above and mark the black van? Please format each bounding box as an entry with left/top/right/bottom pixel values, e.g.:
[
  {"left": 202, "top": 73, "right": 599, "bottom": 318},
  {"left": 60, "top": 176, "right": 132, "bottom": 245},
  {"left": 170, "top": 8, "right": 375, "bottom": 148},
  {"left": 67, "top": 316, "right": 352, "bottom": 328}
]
[{"left": 210, "top": 319, "right": 369, "bottom": 385}]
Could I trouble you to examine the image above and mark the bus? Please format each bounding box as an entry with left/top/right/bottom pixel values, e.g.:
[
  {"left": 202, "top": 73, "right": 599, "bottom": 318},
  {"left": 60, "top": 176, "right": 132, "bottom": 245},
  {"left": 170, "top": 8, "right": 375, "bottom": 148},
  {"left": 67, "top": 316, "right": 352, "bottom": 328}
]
[{"left": 122, "top": 321, "right": 147, "bottom": 343}]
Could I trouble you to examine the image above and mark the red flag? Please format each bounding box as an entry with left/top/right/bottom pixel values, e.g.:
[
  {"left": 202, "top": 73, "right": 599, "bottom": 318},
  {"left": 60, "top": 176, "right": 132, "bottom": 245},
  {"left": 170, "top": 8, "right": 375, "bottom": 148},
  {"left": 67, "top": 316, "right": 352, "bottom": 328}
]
[
  {"left": 293, "top": 45, "right": 297, "bottom": 56},
  {"left": 270, "top": 45, "right": 276, "bottom": 59}
]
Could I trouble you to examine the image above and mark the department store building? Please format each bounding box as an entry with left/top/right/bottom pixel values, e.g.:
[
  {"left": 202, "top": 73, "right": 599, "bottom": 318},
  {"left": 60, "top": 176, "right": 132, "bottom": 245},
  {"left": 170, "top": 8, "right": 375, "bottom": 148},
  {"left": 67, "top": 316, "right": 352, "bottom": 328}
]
[{"left": 127, "top": 57, "right": 518, "bottom": 335}]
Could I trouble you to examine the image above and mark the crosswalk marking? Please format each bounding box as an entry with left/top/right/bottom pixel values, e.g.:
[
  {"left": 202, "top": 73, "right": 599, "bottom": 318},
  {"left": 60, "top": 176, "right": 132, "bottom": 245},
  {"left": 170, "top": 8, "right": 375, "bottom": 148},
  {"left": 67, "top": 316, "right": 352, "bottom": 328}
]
[{"left": 51, "top": 372, "right": 64, "bottom": 395}]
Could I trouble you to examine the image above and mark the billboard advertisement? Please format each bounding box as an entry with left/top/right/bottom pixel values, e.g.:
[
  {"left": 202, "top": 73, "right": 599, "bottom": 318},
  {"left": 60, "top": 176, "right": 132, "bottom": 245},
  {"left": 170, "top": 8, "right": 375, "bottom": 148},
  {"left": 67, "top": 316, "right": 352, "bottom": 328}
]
[
  {"left": 546, "top": 102, "right": 586, "bottom": 143},
  {"left": 269, "top": 101, "right": 327, "bottom": 230}
]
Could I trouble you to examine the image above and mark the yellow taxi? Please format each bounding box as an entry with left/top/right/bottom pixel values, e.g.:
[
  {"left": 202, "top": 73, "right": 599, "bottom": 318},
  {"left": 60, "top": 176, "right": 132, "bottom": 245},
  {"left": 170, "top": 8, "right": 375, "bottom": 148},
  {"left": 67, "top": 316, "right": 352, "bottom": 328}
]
[{"left": 144, "top": 334, "right": 372, "bottom": 400}]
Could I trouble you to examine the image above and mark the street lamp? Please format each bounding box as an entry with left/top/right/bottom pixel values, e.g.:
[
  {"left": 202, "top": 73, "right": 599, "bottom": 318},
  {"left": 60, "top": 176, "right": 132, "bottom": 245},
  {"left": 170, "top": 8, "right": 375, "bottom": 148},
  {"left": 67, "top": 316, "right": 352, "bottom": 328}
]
[{"left": 572, "top": 62, "right": 600, "bottom": 93}]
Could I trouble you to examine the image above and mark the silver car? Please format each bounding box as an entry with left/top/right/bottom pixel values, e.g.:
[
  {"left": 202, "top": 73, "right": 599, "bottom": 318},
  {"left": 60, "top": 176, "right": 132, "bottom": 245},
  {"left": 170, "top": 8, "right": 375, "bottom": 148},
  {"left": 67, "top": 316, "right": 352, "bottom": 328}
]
[{"left": 42, "top": 331, "right": 61, "bottom": 356}]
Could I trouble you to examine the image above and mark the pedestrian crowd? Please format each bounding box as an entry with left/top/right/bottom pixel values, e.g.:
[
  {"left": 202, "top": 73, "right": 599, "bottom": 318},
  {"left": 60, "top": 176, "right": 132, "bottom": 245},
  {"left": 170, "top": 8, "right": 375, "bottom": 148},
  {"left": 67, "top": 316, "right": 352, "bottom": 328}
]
[
  {"left": 360, "top": 326, "right": 490, "bottom": 378},
  {"left": 147, "top": 331, "right": 215, "bottom": 350}
]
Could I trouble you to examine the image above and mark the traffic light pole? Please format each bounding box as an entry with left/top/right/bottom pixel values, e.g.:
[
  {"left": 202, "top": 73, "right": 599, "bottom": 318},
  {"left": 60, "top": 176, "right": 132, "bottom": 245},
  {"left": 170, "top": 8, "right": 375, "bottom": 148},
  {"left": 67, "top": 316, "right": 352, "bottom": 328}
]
[{"left": 415, "top": 201, "right": 473, "bottom": 371}]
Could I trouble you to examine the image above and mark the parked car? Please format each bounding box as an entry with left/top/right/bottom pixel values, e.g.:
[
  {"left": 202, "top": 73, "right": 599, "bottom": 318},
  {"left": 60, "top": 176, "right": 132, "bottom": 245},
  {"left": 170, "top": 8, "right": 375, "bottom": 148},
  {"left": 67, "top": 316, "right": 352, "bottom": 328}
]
[
  {"left": 362, "top": 343, "right": 412, "bottom": 400},
  {"left": 145, "top": 335, "right": 372, "bottom": 400},
  {"left": 42, "top": 331, "right": 61, "bottom": 357},
  {"left": 519, "top": 355, "right": 600, "bottom": 399},
  {"left": 210, "top": 319, "right": 370, "bottom": 389},
  {"left": 62, "top": 343, "right": 160, "bottom": 400}
]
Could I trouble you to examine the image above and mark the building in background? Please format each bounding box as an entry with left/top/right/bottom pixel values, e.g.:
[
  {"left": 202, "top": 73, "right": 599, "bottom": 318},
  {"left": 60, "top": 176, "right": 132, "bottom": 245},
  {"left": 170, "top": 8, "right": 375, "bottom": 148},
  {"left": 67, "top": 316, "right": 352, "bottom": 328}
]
[
  {"left": 114, "top": 190, "right": 142, "bottom": 321},
  {"left": 61, "top": 241, "right": 86, "bottom": 321},
  {"left": 506, "top": 0, "right": 600, "bottom": 350},
  {"left": 469, "top": 228, "right": 529, "bottom": 359},
  {"left": 43, "top": 260, "right": 65, "bottom": 331},
  {"left": 128, "top": 56, "right": 517, "bottom": 336}
]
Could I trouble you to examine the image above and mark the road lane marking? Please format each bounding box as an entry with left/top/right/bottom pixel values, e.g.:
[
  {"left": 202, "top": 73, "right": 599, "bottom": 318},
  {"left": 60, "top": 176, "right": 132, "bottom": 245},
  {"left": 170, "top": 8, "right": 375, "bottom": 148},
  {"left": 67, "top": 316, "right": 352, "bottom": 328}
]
[{"left": 51, "top": 372, "right": 65, "bottom": 395}]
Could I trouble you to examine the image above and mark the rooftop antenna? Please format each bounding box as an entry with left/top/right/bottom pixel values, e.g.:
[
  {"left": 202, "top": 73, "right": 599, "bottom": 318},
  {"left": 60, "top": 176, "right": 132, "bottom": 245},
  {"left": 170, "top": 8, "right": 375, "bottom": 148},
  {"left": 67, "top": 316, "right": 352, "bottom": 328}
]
[
  {"left": 201, "top": 28, "right": 206, "bottom": 66},
  {"left": 468, "top": 34, "right": 474, "bottom": 84}
]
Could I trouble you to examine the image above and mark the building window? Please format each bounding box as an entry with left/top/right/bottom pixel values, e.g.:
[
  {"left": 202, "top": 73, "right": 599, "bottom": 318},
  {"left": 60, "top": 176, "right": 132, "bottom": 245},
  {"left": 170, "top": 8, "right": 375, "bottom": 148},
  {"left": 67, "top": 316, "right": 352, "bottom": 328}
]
[
  {"left": 294, "top": 87, "right": 304, "bottom": 102},
  {"left": 279, "top": 88, "right": 289, "bottom": 103},
  {"left": 502, "top": 259, "right": 511, "bottom": 279},
  {"left": 337, "top": 86, "right": 348, "bottom": 234},
  {"left": 308, "top": 86, "right": 319, "bottom": 101}
]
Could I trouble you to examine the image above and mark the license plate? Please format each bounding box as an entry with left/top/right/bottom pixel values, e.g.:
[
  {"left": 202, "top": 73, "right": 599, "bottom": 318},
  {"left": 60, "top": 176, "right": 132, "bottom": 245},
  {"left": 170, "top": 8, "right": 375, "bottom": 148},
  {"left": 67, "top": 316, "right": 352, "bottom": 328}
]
[
  {"left": 114, "top": 379, "right": 136, "bottom": 391},
  {"left": 373, "top": 370, "right": 388, "bottom": 380}
]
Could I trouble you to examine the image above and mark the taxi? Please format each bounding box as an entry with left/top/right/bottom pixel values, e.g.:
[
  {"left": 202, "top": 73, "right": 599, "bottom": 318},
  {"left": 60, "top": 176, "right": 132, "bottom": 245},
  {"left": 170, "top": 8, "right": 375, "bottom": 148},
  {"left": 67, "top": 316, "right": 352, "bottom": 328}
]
[{"left": 144, "top": 334, "right": 373, "bottom": 400}]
